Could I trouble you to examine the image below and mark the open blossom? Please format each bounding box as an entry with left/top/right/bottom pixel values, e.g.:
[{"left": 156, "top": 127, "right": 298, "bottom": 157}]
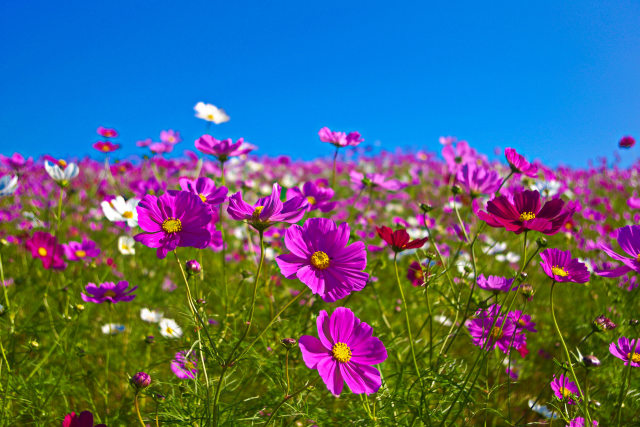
[
  {"left": 407, "top": 261, "right": 427, "bottom": 286},
  {"left": 63, "top": 410, "right": 106, "bottom": 427},
  {"left": 118, "top": 236, "right": 135, "bottom": 255},
  {"left": 195, "top": 135, "right": 254, "bottom": 161},
  {"left": 140, "top": 308, "right": 163, "bottom": 323},
  {"left": 609, "top": 337, "right": 640, "bottom": 367},
  {"left": 227, "top": 183, "right": 307, "bottom": 231},
  {"left": 375, "top": 226, "right": 428, "bottom": 252},
  {"left": 63, "top": 238, "right": 100, "bottom": 261},
  {"left": 194, "top": 102, "right": 230, "bottom": 124},
  {"left": 540, "top": 248, "right": 590, "bottom": 283},
  {"left": 159, "top": 318, "right": 183, "bottom": 338},
  {"left": 97, "top": 126, "right": 118, "bottom": 138},
  {"left": 276, "top": 218, "right": 368, "bottom": 302},
  {"left": 0, "top": 175, "right": 18, "bottom": 197},
  {"left": 25, "top": 231, "right": 66, "bottom": 270},
  {"left": 508, "top": 310, "right": 537, "bottom": 332},
  {"left": 349, "top": 171, "right": 407, "bottom": 192},
  {"left": 101, "top": 196, "right": 140, "bottom": 227},
  {"left": 170, "top": 177, "right": 227, "bottom": 210},
  {"left": 318, "top": 127, "right": 364, "bottom": 147},
  {"left": 134, "top": 191, "right": 212, "bottom": 259},
  {"left": 81, "top": 281, "right": 137, "bottom": 304},
  {"left": 550, "top": 374, "right": 580, "bottom": 405},
  {"left": 160, "top": 129, "right": 181, "bottom": 144},
  {"left": 476, "top": 190, "right": 575, "bottom": 235},
  {"left": 149, "top": 142, "right": 173, "bottom": 154},
  {"left": 456, "top": 162, "right": 501, "bottom": 196},
  {"left": 299, "top": 307, "right": 387, "bottom": 395},
  {"left": 93, "top": 141, "right": 120, "bottom": 153},
  {"left": 505, "top": 147, "right": 538, "bottom": 177},
  {"left": 0, "top": 152, "right": 33, "bottom": 170},
  {"left": 171, "top": 350, "right": 199, "bottom": 379},
  {"left": 466, "top": 305, "right": 526, "bottom": 354},
  {"left": 567, "top": 417, "right": 598, "bottom": 427},
  {"left": 476, "top": 274, "right": 517, "bottom": 292},
  {"left": 286, "top": 181, "right": 336, "bottom": 212},
  {"left": 44, "top": 159, "right": 79, "bottom": 186},
  {"left": 595, "top": 225, "right": 640, "bottom": 277},
  {"left": 442, "top": 140, "right": 478, "bottom": 174}
]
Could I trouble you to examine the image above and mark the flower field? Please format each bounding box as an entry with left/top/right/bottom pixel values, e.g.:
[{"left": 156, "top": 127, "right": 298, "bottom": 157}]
[{"left": 0, "top": 121, "right": 638, "bottom": 426}]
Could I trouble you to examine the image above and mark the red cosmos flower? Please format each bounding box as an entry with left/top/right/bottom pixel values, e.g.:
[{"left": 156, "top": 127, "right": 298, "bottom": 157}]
[
  {"left": 619, "top": 135, "right": 635, "bottom": 149},
  {"left": 97, "top": 126, "right": 118, "bottom": 138},
  {"left": 92, "top": 141, "right": 121, "bottom": 153},
  {"left": 375, "top": 226, "right": 428, "bottom": 252}
]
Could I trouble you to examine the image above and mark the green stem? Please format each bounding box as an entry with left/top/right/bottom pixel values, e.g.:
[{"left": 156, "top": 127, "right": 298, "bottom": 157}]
[
  {"left": 264, "top": 377, "right": 320, "bottom": 426},
  {"left": 134, "top": 392, "right": 146, "bottom": 427},
  {"left": 0, "top": 249, "right": 14, "bottom": 336},
  {"left": 331, "top": 146, "right": 339, "bottom": 189},
  {"left": 616, "top": 349, "right": 634, "bottom": 427}
]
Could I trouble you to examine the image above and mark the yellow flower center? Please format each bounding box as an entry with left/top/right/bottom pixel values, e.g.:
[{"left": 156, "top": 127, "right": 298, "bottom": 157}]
[
  {"left": 75, "top": 250, "right": 87, "bottom": 258},
  {"left": 552, "top": 266, "right": 569, "bottom": 277},
  {"left": 560, "top": 387, "right": 573, "bottom": 399},
  {"left": 184, "top": 361, "right": 195, "bottom": 370},
  {"left": 199, "top": 193, "right": 207, "bottom": 203},
  {"left": 518, "top": 318, "right": 526, "bottom": 327},
  {"left": 310, "top": 251, "right": 330, "bottom": 270},
  {"left": 307, "top": 196, "right": 316, "bottom": 205},
  {"left": 490, "top": 327, "right": 504, "bottom": 340},
  {"left": 104, "top": 290, "right": 116, "bottom": 298},
  {"left": 332, "top": 342, "right": 352, "bottom": 363},
  {"left": 252, "top": 206, "right": 264, "bottom": 221},
  {"left": 415, "top": 270, "right": 423, "bottom": 279},
  {"left": 101, "top": 146, "right": 110, "bottom": 152},
  {"left": 519, "top": 211, "right": 536, "bottom": 221},
  {"left": 162, "top": 218, "right": 182, "bottom": 233},
  {"left": 58, "top": 159, "right": 67, "bottom": 167},
  {"left": 628, "top": 352, "right": 640, "bottom": 363},
  {"left": 166, "top": 327, "right": 174, "bottom": 335},
  {"left": 123, "top": 211, "right": 134, "bottom": 219},
  {"left": 37, "top": 247, "right": 48, "bottom": 257},
  {"left": 207, "top": 114, "right": 214, "bottom": 120}
]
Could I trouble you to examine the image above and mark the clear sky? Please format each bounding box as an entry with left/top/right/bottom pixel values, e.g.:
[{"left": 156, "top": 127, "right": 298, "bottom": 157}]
[{"left": 1, "top": 0, "right": 639, "bottom": 166}]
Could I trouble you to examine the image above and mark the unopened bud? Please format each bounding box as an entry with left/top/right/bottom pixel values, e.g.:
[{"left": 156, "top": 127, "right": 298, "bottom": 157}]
[
  {"left": 592, "top": 315, "right": 617, "bottom": 332},
  {"left": 145, "top": 335, "right": 155, "bottom": 344},
  {"left": 186, "top": 260, "right": 201, "bottom": 275},
  {"left": 629, "top": 319, "right": 639, "bottom": 327},
  {"left": 420, "top": 203, "right": 434, "bottom": 213},
  {"left": 451, "top": 185, "right": 462, "bottom": 195},
  {"left": 582, "top": 355, "right": 600, "bottom": 368},
  {"left": 536, "top": 237, "right": 548, "bottom": 248},
  {"left": 131, "top": 372, "right": 151, "bottom": 389},
  {"left": 281, "top": 338, "right": 297, "bottom": 349},
  {"left": 519, "top": 283, "right": 535, "bottom": 299}
]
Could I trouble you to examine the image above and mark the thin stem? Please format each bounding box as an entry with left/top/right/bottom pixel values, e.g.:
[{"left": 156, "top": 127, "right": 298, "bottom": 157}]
[
  {"left": 331, "top": 146, "right": 339, "bottom": 188},
  {"left": 0, "top": 249, "right": 14, "bottom": 336},
  {"left": 134, "top": 393, "right": 146, "bottom": 427},
  {"left": 264, "top": 377, "right": 320, "bottom": 426},
  {"left": 616, "top": 347, "right": 634, "bottom": 427},
  {"left": 284, "top": 350, "right": 291, "bottom": 396}
]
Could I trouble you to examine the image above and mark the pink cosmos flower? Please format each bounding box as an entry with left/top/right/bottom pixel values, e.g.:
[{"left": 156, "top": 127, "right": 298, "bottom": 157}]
[
  {"left": 318, "top": 127, "right": 364, "bottom": 147},
  {"left": 298, "top": 307, "right": 387, "bottom": 395},
  {"left": 442, "top": 140, "right": 477, "bottom": 174},
  {"left": 567, "top": 417, "right": 598, "bottom": 427},
  {"left": 276, "top": 218, "right": 368, "bottom": 302},
  {"left": 63, "top": 410, "right": 106, "bottom": 427},
  {"left": 171, "top": 351, "right": 199, "bottom": 379},
  {"left": 505, "top": 147, "right": 538, "bottom": 177},
  {"left": 63, "top": 238, "right": 100, "bottom": 261},
  {"left": 286, "top": 181, "right": 336, "bottom": 212},
  {"left": 160, "top": 129, "right": 181, "bottom": 144},
  {"left": 456, "top": 162, "right": 501, "bottom": 196},
  {"left": 97, "top": 126, "right": 118, "bottom": 138},
  {"left": 619, "top": 135, "right": 635, "bottom": 148},
  {"left": 81, "top": 281, "right": 137, "bottom": 304},
  {"left": 25, "top": 231, "right": 66, "bottom": 270},
  {"left": 349, "top": 171, "right": 408, "bottom": 192},
  {"left": 609, "top": 337, "right": 640, "bottom": 367},
  {"left": 595, "top": 225, "right": 640, "bottom": 277},
  {"left": 195, "top": 135, "right": 254, "bottom": 161},
  {"left": 149, "top": 142, "right": 174, "bottom": 154},
  {"left": 539, "top": 248, "right": 590, "bottom": 283},
  {"left": 466, "top": 304, "right": 526, "bottom": 354},
  {"left": 170, "top": 177, "right": 228, "bottom": 210},
  {"left": 475, "top": 274, "right": 517, "bottom": 292},
  {"left": 550, "top": 374, "right": 580, "bottom": 405},
  {"left": 134, "top": 191, "right": 212, "bottom": 259},
  {"left": 92, "top": 141, "right": 120, "bottom": 153}
]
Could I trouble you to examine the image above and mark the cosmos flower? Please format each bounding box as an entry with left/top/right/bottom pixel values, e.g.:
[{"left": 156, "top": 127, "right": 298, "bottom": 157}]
[
  {"left": 609, "top": 337, "right": 640, "bottom": 367},
  {"left": 375, "top": 226, "right": 428, "bottom": 252},
  {"left": 476, "top": 190, "right": 575, "bottom": 235},
  {"left": 595, "top": 225, "right": 640, "bottom": 277},
  {"left": 349, "top": 171, "right": 408, "bottom": 192},
  {"left": 466, "top": 304, "right": 526, "bottom": 354},
  {"left": 159, "top": 318, "right": 183, "bottom": 338},
  {"left": 149, "top": 142, "right": 173, "bottom": 154},
  {"left": 195, "top": 135, "right": 254, "bottom": 162},
  {"left": 407, "top": 261, "right": 426, "bottom": 287},
  {"left": 92, "top": 141, "right": 120, "bottom": 153},
  {"left": 276, "top": 218, "right": 368, "bottom": 302},
  {"left": 539, "top": 248, "right": 590, "bottom": 283},
  {"left": 504, "top": 147, "right": 538, "bottom": 177},
  {"left": 567, "top": 417, "right": 598, "bottom": 427},
  {"left": 619, "top": 135, "right": 635, "bottom": 148},
  {"left": 550, "top": 374, "right": 580, "bottom": 405},
  {"left": 118, "top": 236, "right": 136, "bottom": 255},
  {"left": 97, "top": 126, "right": 118, "bottom": 138},
  {"left": 25, "top": 231, "right": 66, "bottom": 270},
  {"left": 44, "top": 159, "right": 79, "bottom": 186},
  {"left": 63, "top": 238, "right": 100, "bottom": 261},
  {"left": 134, "top": 191, "right": 212, "bottom": 259},
  {"left": 0, "top": 152, "right": 33, "bottom": 170},
  {"left": 442, "top": 140, "right": 478, "bottom": 174},
  {"left": 0, "top": 175, "right": 18, "bottom": 197},
  {"left": 170, "top": 176, "right": 228, "bottom": 210},
  {"left": 298, "top": 307, "right": 387, "bottom": 395},
  {"left": 81, "top": 281, "right": 137, "bottom": 304},
  {"left": 318, "top": 127, "right": 364, "bottom": 147},
  {"left": 101, "top": 323, "right": 126, "bottom": 335},
  {"left": 194, "top": 102, "right": 230, "bottom": 124},
  {"left": 101, "top": 196, "right": 141, "bottom": 228},
  {"left": 160, "top": 129, "right": 181, "bottom": 144},
  {"left": 508, "top": 310, "right": 537, "bottom": 332},
  {"left": 227, "top": 183, "right": 307, "bottom": 231},
  {"left": 286, "top": 181, "right": 336, "bottom": 212},
  {"left": 456, "top": 162, "right": 501, "bottom": 196},
  {"left": 62, "top": 410, "right": 106, "bottom": 427},
  {"left": 171, "top": 351, "right": 199, "bottom": 379},
  {"left": 475, "top": 274, "right": 517, "bottom": 292},
  {"left": 140, "top": 308, "right": 163, "bottom": 323}
]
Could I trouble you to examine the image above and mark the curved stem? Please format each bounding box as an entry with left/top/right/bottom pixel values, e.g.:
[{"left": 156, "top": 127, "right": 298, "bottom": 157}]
[{"left": 134, "top": 393, "right": 146, "bottom": 427}]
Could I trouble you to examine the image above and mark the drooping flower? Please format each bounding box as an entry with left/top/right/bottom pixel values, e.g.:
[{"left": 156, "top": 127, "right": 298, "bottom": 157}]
[
  {"left": 159, "top": 318, "right": 183, "bottom": 338},
  {"left": 62, "top": 410, "right": 106, "bottom": 427},
  {"left": 375, "top": 226, "right": 428, "bottom": 252},
  {"left": 194, "top": 102, "right": 230, "bottom": 124},
  {"left": 97, "top": 126, "right": 118, "bottom": 138},
  {"left": 63, "top": 238, "right": 101, "bottom": 261},
  {"left": 595, "top": 225, "right": 640, "bottom": 277},
  {"left": 140, "top": 308, "right": 163, "bottom": 323},
  {"left": 44, "top": 159, "right": 79, "bottom": 186},
  {"left": 550, "top": 374, "right": 580, "bottom": 405},
  {"left": 170, "top": 177, "right": 227, "bottom": 210},
  {"left": 81, "top": 281, "right": 137, "bottom": 304},
  {"left": 286, "top": 181, "right": 336, "bottom": 212},
  {"left": 475, "top": 274, "right": 517, "bottom": 292},
  {"left": 276, "top": 218, "right": 368, "bottom": 302},
  {"left": 160, "top": 129, "right": 181, "bottom": 144},
  {"left": 609, "top": 337, "right": 640, "bottom": 367},
  {"left": 298, "top": 307, "right": 387, "bottom": 395},
  {"left": 101, "top": 196, "right": 140, "bottom": 227},
  {"left": 456, "top": 162, "right": 501, "bottom": 196},
  {"left": 318, "top": 127, "right": 364, "bottom": 147},
  {"left": 466, "top": 304, "right": 525, "bottom": 354},
  {"left": 504, "top": 147, "right": 538, "bottom": 177},
  {"left": 227, "top": 183, "right": 307, "bottom": 231},
  {"left": 171, "top": 350, "right": 199, "bottom": 379},
  {"left": 195, "top": 135, "right": 253, "bottom": 162},
  {"left": 118, "top": 236, "right": 136, "bottom": 255},
  {"left": 25, "top": 231, "right": 66, "bottom": 270},
  {"left": 93, "top": 141, "right": 120, "bottom": 153},
  {"left": 539, "top": 248, "right": 590, "bottom": 283},
  {"left": 134, "top": 191, "right": 212, "bottom": 259},
  {"left": 619, "top": 135, "right": 635, "bottom": 148},
  {"left": 476, "top": 190, "right": 574, "bottom": 235}
]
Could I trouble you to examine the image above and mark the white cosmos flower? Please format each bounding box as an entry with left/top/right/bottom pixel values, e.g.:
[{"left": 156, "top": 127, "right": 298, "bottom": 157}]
[
  {"left": 44, "top": 160, "right": 79, "bottom": 186},
  {"left": 101, "top": 196, "right": 140, "bottom": 227},
  {"left": 530, "top": 180, "right": 562, "bottom": 198},
  {"left": 101, "top": 323, "right": 126, "bottom": 335},
  {"left": 118, "top": 236, "right": 136, "bottom": 255},
  {"left": 0, "top": 175, "right": 18, "bottom": 197},
  {"left": 159, "top": 318, "right": 183, "bottom": 338},
  {"left": 496, "top": 251, "right": 520, "bottom": 263},
  {"left": 194, "top": 102, "right": 230, "bottom": 124},
  {"left": 140, "top": 308, "right": 163, "bottom": 323}
]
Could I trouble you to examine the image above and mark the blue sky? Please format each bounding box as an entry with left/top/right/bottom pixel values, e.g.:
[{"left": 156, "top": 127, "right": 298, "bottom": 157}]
[{"left": 1, "top": 1, "right": 638, "bottom": 166}]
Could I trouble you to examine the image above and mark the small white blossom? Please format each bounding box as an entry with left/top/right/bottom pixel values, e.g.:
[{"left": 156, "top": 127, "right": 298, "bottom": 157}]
[
  {"left": 44, "top": 160, "right": 79, "bottom": 185},
  {"left": 101, "top": 196, "right": 140, "bottom": 227},
  {"left": 159, "top": 318, "right": 183, "bottom": 339},
  {"left": 194, "top": 102, "right": 230, "bottom": 124},
  {"left": 140, "top": 308, "right": 163, "bottom": 323},
  {"left": 118, "top": 236, "right": 136, "bottom": 255},
  {"left": 101, "top": 323, "right": 126, "bottom": 335}
]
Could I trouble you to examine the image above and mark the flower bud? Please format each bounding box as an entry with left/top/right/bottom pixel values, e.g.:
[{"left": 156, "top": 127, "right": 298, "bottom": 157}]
[
  {"left": 592, "top": 315, "right": 616, "bottom": 332},
  {"left": 536, "top": 237, "right": 548, "bottom": 248},
  {"left": 582, "top": 355, "right": 600, "bottom": 368},
  {"left": 131, "top": 372, "right": 151, "bottom": 389},
  {"left": 420, "top": 203, "right": 434, "bottom": 213},
  {"left": 451, "top": 185, "right": 462, "bottom": 195},
  {"left": 186, "top": 260, "right": 201, "bottom": 275},
  {"left": 519, "top": 283, "right": 535, "bottom": 299},
  {"left": 145, "top": 335, "right": 155, "bottom": 344},
  {"left": 629, "top": 319, "right": 639, "bottom": 327},
  {"left": 281, "top": 338, "right": 297, "bottom": 349}
]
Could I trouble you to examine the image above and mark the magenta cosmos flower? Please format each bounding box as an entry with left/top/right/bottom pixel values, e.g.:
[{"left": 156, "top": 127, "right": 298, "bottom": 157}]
[
  {"left": 299, "top": 307, "right": 387, "bottom": 395},
  {"left": 550, "top": 374, "right": 580, "bottom": 405},
  {"left": 195, "top": 135, "right": 254, "bottom": 161},
  {"left": 63, "top": 410, "right": 106, "bottom": 427},
  {"left": 619, "top": 135, "right": 635, "bottom": 148},
  {"left": 160, "top": 129, "right": 181, "bottom": 144},
  {"left": 63, "top": 238, "right": 100, "bottom": 261},
  {"left": 609, "top": 337, "right": 640, "bottom": 367},
  {"left": 25, "top": 231, "right": 66, "bottom": 270},
  {"left": 134, "top": 191, "right": 212, "bottom": 259},
  {"left": 171, "top": 350, "right": 200, "bottom": 379},
  {"left": 349, "top": 171, "right": 407, "bottom": 192},
  {"left": 567, "top": 417, "right": 598, "bottom": 427},
  {"left": 456, "top": 162, "right": 501, "bottom": 196},
  {"left": 476, "top": 190, "right": 574, "bottom": 235},
  {"left": 595, "top": 225, "right": 640, "bottom": 277},
  {"left": 540, "top": 248, "right": 590, "bottom": 283},
  {"left": 81, "top": 281, "right": 137, "bottom": 304},
  {"left": 466, "top": 304, "right": 526, "bottom": 354},
  {"left": 276, "top": 218, "right": 368, "bottom": 302},
  {"left": 227, "top": 183, "right": 307, "bottom": 231},
  {"left": 318, "top": 127, "right": 364, "bottom": 147},
  {"left": 504, "top": 147, "right": 538, "bottom": 177},
  {"left": 286, "top": 181, "right": 336, "bottom": 213},
  {"left": 92, "top": 141, "right": 120, "bottom": 153},
  {"left": 97, "top": 126, "right": 118, "bottom": 138},
  {"left": 476, "top": 274, "right": 516, "bottom": 292},
  {"left": 169, "top": 176, "right": 228, "bottom": 210}
]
